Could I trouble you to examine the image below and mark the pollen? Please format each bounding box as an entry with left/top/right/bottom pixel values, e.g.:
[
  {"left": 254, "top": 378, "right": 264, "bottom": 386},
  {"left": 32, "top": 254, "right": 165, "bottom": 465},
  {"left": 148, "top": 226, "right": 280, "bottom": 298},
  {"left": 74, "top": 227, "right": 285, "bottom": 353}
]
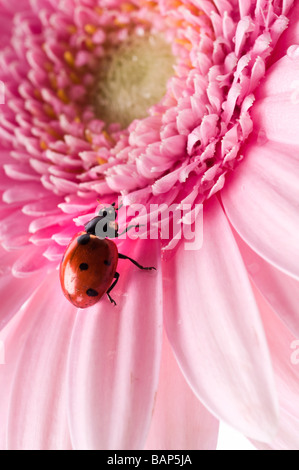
[
  {"left": 84, "top": 24, "right": 98, "bottom": 35},
  {"left": 67, "top": 25, "right": 77, "bottom": 34},
  {"left": 34, "top": 89, "right": 42, "bottom": 100},
  {"left": 40, "top": 140, "right": 48, "bottom": 150},
  {"left": 57, "top": 89, "right": 69, "bottom": 103},
  {"left": 69, "top": 72, "right": 81, "bottom": 85},
  {"left": 64, "top": 51, "right": 75, "bottom": 68},
  {"left": 121, "top": 2, "right": 138, "bottom": 12},
  {"left": 97, "top": 157, "right": 108, "bottom": 165},
  {"left": 102, "top": 130, "right": 115, "bottom": 145},
  {"left": 91, "top": 34, "right": 175, "bottom": 128},
  {"left": 175, "top": 38, "right": 192, "bottom": 50},
  {"left": 85, "top": 38, "right": 95, "bottom": 51},
  {"left": 85, "top": 129, "right": 93, "bottom": 144},
  {"left": 43, "top": 104, "right": 56, "bottom": 119}
]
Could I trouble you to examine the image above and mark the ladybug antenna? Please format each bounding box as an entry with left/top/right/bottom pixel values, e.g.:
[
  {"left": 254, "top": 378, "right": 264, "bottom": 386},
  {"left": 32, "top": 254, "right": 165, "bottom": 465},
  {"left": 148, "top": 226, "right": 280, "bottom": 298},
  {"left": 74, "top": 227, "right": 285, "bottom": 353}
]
[{"left": 115, "top": 202, "right": 123, "bottom": 211}]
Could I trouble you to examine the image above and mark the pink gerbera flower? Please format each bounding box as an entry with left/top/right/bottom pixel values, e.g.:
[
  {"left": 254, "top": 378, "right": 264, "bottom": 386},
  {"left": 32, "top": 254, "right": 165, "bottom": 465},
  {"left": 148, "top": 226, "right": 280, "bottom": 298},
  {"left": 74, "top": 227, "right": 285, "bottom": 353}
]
[{"left": 1, "top": 0, "right": 299, "bottom": 450}]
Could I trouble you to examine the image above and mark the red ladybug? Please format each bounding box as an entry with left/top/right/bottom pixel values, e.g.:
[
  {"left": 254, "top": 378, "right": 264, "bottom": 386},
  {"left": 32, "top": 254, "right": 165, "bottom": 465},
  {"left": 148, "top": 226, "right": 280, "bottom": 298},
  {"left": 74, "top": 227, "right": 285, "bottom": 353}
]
[{"left": 60, "top": 203, "right": 155, "bottom": 308}]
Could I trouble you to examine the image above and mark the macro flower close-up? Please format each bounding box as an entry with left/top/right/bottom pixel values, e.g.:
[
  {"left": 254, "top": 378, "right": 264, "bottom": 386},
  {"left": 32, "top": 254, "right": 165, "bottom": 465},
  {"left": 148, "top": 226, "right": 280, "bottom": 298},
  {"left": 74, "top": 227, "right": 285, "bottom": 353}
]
[{"left": 1, "top": 0, "right": 299, "bottom": 451}]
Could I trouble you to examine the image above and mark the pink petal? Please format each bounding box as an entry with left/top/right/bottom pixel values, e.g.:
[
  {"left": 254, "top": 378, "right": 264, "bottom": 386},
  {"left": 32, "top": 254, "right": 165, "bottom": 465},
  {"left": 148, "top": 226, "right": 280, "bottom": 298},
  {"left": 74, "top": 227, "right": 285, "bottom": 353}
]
[
  {"left": 256, "top": 47, "right": 299, "bottom": 99},
  {"left": 222, "top": 139, "right": 299, "bottom": 281},
  {"left": 12, "top": 244, "right": 52, "bottom": 278},
  {"left": 0, "top": 248, "right": 45, "bottom": 329},
  {"left": 5, "top": 270, "right": 75, "bottom": 450},
  {"left": 163, "top": 197, "right": 278, "bottom": 442},
  {"left": 251, "top": 95, "right": 299, "bottom": 146},
  {"left": 145, "top": 331, "right": 219, "bottom": 450},
  {"left": 67, "top": 240, "right": 163, "bottom": 450},
  {"left": 235, "top": 232, "right": 299, "bottom": 338},
  {"left": 251, "top": 287, "right": 299, "bottom": 450}
]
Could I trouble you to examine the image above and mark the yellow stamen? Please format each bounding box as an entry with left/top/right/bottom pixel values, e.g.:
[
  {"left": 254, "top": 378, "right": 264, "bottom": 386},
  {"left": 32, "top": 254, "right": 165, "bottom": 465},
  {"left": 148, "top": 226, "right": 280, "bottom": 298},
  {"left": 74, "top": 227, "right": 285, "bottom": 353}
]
[
  {"left": 34, "top": 89, "right": 42, "bottom": 100},
  {"left": 171, "top": 0, "right": 183, "bottom": 7},
  {"left": 44, "top": 62, "right": 53, "bottom": 72},
  {"left": 44, "top": 104, "right": 56, "bottom": 119},
  {"left": 175, "top": 38, "right": 192, "bottom": 50},
  {"left": 85, "top": 38, "right": 95, "bottom": 51},
  {"left": 97, "top": 157, "right": 108, "bottom": 165},
  {"left": 121, "top": 2, "right": 138, "bottom": 12},
  {"left": 57, "top": 89, "right": 69, "bottom": 104},
  {"left": 64, "top": 51, "right": 75, "bottom": 68},
  {"left": 94, "top": 7, "right": 103, "bottom": 15},
  {"left": 113, "top": 19, "right": 128, "bottom": 28},
  {"left": 85, "top": 129, "right": 93, "bottom": 143},
  {"left": 102, "top": 130, "right": 115, "bottom": 144},
  {"left": 49, "top": 75, "right": 58, "bottom": 90},
  {"left": 47, "top": 127, "right": 63, "bottom": 139},
  {"left": 69, "top": 72, "right": 81, "bottom": 84},
  {"left": 140, "top": 0, "right": 158, "bottom": 8},
  {"left": 40, "top": 140, "right": 48, "bottom": 150},
  {"left": 85, "top": 24, "right": 98, "bottom": 35},
  {"left": 67, "top": 25, "right": 77, "bottom": 34}
]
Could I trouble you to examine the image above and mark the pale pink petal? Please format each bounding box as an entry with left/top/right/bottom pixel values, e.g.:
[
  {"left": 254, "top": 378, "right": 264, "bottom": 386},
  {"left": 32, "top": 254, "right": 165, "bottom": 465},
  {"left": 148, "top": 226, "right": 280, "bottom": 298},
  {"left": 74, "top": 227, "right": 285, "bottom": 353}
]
[
  {"left": 67, "top": 240, "right": 163, "bottom": 450},
  {"left": 5, "top": 270, "right": 75, "bottom": 450},
  {"left": 250, "top": 287, "right": 299, "bottom": 450},
  {"left": 163, "top": 197, "right": 278, "bottom": 442},
  {"left": 0, "top": 308, "right": 32, "bottom": 449},
  {"left": 0, "top": 247, "right": 46, "bottom": 329},
  {"left": 145, "top": 331, "right": 219, "bottom": 450},
  {"left": 12, "top": 244, "right": 52, "bottom": 277},
  {"left": 252, "top": 412, "right": 299, "bottom": 451},
  {"left": 251, "top": 97, "right": 299, "bottom": 146},
  {"left": 222, "top": 139, "right": 299, "bottom": 281},
  {"left": 235, "top": 232, "right": 299, "bottom": 338},
  {"left": 256, "top": 46, "right": 299, "bottom": 99}
]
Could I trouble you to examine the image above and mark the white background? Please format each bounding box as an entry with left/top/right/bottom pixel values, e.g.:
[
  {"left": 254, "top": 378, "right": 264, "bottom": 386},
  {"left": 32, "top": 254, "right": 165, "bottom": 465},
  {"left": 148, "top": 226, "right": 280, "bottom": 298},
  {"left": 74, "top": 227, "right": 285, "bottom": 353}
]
[{"left": 217, "top": 422, "right": 256, "bottom": 450}]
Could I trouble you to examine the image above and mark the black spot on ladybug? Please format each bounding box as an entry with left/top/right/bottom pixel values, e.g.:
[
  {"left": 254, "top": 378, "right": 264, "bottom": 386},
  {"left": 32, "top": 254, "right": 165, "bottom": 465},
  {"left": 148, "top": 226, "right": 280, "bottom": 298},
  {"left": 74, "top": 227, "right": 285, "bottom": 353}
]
[
  {"left": 104, "top": 260, "right": 111, "bottom": 266},
  {"left": 86, "top": 288, "right": 99, "bottom": 297},
  {"left": 77, "top": 234, "right": 90, "bottom": 245},
  {"left": 79, "top": 263, "right": 89, "bottom": 271}
]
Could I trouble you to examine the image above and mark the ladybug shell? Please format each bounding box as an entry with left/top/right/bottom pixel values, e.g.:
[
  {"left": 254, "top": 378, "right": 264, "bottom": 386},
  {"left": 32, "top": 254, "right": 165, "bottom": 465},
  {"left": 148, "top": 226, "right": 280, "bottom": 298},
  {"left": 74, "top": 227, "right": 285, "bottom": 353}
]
[{"left": 60, "top": 231, "right": 118, "bottom": 308}]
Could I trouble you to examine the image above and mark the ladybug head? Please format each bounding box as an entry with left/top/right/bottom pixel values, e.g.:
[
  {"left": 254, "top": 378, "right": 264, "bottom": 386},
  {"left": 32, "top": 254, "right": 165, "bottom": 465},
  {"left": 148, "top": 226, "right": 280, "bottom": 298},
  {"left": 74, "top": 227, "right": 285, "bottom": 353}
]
[
  {"left": 85, "top": 203, "right": 119, "bottom": 238},
  {"left": 98, "top": 203, "right": 117, "bottom": 221}
]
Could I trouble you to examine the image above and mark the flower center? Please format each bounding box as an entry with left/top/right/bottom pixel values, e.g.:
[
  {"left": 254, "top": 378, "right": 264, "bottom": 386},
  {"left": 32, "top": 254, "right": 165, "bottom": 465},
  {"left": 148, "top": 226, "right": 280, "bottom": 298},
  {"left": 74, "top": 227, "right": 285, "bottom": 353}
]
[{"left": 92, "top": 34, "right": 175, "bottom": 128}]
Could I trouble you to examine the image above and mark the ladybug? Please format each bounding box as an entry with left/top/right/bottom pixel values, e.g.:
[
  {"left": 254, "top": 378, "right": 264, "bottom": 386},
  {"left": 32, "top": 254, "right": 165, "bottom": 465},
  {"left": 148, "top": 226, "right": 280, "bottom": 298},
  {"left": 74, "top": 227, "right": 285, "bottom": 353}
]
[{"left": 60, "top": 203, "right": 155, "bottom": 308}]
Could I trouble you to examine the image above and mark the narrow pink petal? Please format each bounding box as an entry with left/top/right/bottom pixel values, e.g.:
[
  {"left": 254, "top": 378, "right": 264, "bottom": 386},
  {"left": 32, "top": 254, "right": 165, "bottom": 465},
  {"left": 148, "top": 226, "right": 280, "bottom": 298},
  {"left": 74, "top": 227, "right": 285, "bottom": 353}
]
[
  {"left": 269, "top": 2, "right": 299, "bottom": 63},
  {"left": 163, "top": 197, "right": 278, "bottom": 442},
  {"left": 235, "top": 232, "right": 299, "bottom": 338},
  {"left": 5, "top": 270, "right": 75, "bottom": 450},
  {"left": 145, "top": 331, "right": 219, "bottom": 450},
  {"left": 222, "top": 139, "right": 299, "bottom": 281},
  {"left": 67, "top": 240, "right": 163, "bottom": 450}
]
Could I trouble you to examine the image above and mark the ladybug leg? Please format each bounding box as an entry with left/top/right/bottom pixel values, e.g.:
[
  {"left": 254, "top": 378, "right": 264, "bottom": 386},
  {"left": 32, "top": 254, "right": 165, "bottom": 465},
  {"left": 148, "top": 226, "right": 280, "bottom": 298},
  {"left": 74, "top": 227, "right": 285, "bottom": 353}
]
[
  {"left": 118, "top": 253, "right": 156, "bottom": 271},
  {"left": 106, "top": 272, "right": 120, "bottom": 306},
  {"left": 116, "top": 224, "right": 144, "bottom": 237}
]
